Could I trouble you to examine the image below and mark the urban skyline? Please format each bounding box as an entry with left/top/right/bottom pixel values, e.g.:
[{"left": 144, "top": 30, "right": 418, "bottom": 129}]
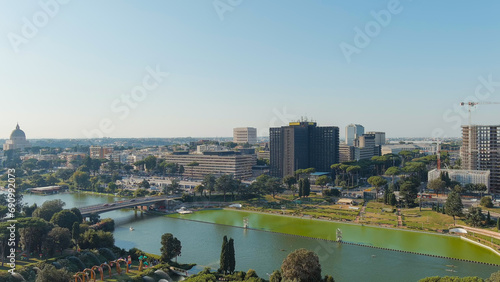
[{"left": 2, "top": 1, "right": 500, "bottom": 138}]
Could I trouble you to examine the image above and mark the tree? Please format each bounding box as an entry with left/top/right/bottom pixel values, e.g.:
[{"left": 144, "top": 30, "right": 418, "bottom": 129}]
[
  {"left": 228, "top": 238, "right": 235, "bottom": 274},
  {"left": 283, "top": 176, "right": 297, "bottom": 197},
  {"left": 302, "top": 178, "right": 311, "bottom": 197},
  {"left": 72, "top": 222, "right": 80, "bottom": 241},
  {"left": 79, "top": 229, "right": 114, "bottom": 249},
  {"left": 497, "top": 217, "right": 500, "bottom": 231},
  {"left": 220, "top": 236, "right": 228, "bottom": 274},
  {"left": 474, "top": 183, "right": 488, "bottom": 198},
  {"left": 70, "top": 171, "right": 91, "bottom": 190},
  {"left": 346, "top": 166, "right": 360, "bottom": 187},
  {"left": 367, "top": 176, "right": 387, "bottom": 199},
  {"left": 216, "top": 174, "right": 237, "bottom": 201},
  {"left": 385, "top": 166, "right": 401, "bottom": 185},
  {"left": 400, "top": 180, "right": 419, "bottom": 208},
  {"left": 202, "top": 174, "right": 216, "bottom": 200},
  {"left": 488, "top": 270, "right": 500, "bottom": 282},
  {"left": 134, "top": 188, "right": 149, "bottom": 198},
  {"left": 389, "top": 193, "right": 397, "bottom": 206},
  {"left": 32, "top": 199, "right": 65, "bottom": 221},
  {"left": 194, "top": 185, "right": 204, "bottom": 198},
  {"left": 46, "top": 227, "right": 71, "bottom": 255},
  {"left": 266, "top": 177, "right": 285, "bottom": 199},
  {"left": 444, "top": 191, "right": 463, "bottom": 225},
  {"left": 139, "top": 179, "right": 150, "bottom": 189},
  {"left": 269, "top": 270, "right": 282, "bottom": 282},
  {"left": 36, "top": 264, "right": 73, "bottom": 282},
  {"left": 480, "top": 197, "right": 493, "bottom": 208},
  {"left": 219, "top": 236, "right": 236, "bottom": 275},
  {"left": 439, "top": 171, "right": 452, "bottom": 188},
  {"left": 298, "top": 179, "right": 304, "bottom": 198},
  {"left": 466, "top": 207, "right": 485, "bottom": 227},
  {"left": 50, "top": 209, "right": 79, "bottom": 230},
  {"left": 23, "top": 203, "right": 38, "bottom": 217},
  {"left": 427, "top": 179, "right": 445, "bottom": 197},
  {"left": 179, "top": 165, "right": 185, "bottom": 177},
  {"left": 160, "top": 233, "right": 181, "bottom": 262},
  {"left": 315, "top": 175, "right": 331, "bottom": 195},
  {"left": 144, "top": 155, "right": 158, "bottom": 172},
  {"left": 89, "top": 213, "right": 100, "bottom": 224},
  {"left": 281, "top": 249, "right": 322, "bottom": 282},
  {"left": 170, "top": 179, "right": 181, "bottom": 194},
  {"left": 70, "top": 207, "right": 83, "bottom": 223},
  {"left": 17, "top": 217, "right": 52, "bottom": 257}
]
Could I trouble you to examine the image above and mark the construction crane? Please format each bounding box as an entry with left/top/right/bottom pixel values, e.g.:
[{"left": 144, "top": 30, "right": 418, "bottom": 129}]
[{"left": 460, "top": 101, "right": 500, "bottom": 126}]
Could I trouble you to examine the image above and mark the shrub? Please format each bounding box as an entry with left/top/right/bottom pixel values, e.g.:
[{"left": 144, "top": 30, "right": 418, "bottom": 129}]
[
  {"left": 129, "top": 247, "right": 146, "bottom": 260},
  {"left": 79, "top": 251, "right": 102, "bottom": 267},
  {"left": 99, "top": 248, "right": 116, "bottom": 261},
  {"left": 67, "top": 256, "right": 86, "bottom": 271},
  {"left": 480, "top": 197, "right": 493, "bottom": 208}
]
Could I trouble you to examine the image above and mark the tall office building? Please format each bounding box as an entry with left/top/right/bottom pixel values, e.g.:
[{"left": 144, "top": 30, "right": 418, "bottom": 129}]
[
  {"left": 270, "top": 122, "right": 339, "bottom": 178},
  {"left": 366, "top": 131, "right": 386, "bottom": 146},
  {"left": 460, "top": 125, "right": 499, "bottom": 194},
  {"left": 233, "top": 127, "right": 257, "bottom": 144},
  {"left": 345, "top": 124, "right": 364, "bottom": 145}
]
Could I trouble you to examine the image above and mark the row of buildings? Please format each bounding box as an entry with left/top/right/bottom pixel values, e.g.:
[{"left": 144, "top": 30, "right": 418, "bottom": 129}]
[{"left": 3, "top": 123, "right": 499, "bottom": 194}]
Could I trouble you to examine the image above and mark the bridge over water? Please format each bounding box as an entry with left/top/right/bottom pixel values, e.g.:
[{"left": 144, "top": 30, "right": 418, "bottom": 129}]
[{"left": 77, "top": 195, "right": 179, "bottom": 217}]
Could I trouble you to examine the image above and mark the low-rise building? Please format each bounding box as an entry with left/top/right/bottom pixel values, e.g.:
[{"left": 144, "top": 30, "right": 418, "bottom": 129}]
[
  {"left": 163, "top": 151, "right": 256, "bottom": 179},
  {"left": 428, "top": 169, "right": 490, "bottom": 192}
]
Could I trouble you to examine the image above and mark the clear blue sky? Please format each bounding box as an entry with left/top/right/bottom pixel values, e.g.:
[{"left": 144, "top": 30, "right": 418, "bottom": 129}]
[{"left": 1, "top": 0, "right": 499, "bottom": 139}]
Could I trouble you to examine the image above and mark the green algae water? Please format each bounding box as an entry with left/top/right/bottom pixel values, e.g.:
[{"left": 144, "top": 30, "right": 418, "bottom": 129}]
[
  {"left": 168, "top": 209, "right": 500, "bottom": 265},
  {"left": 21, "top": 194, "right": 500, "bottom": 281}
]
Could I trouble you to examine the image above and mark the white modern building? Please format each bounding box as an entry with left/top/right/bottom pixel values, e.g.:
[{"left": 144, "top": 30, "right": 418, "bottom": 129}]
[
  {"left": 428, "top": 169, "right": 490, "bottom": 192},
  {"left": 345, "top": 124, "right": 364, "bottom": 146},
  {"left": 233, "top": 127, "right": 257, "bottom": 144}
]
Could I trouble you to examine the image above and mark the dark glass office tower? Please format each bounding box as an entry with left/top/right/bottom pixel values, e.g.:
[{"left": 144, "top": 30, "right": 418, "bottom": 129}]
[{"left": 270, "top": 122, "right": 339, "bottom": 178}]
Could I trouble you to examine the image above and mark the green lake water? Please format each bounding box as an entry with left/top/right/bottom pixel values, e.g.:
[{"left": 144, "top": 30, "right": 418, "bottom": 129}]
[{"left": 21, "top": 193, "right": 500, "bottom": 281}]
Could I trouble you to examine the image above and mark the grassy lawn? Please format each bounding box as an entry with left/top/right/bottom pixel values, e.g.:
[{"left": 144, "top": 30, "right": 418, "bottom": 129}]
[
  {"left": 400, "top": 208, "right": 464, "bottom": 231},
  {"left": 363, "top": 201, "right": 398, "bottom": 227}
]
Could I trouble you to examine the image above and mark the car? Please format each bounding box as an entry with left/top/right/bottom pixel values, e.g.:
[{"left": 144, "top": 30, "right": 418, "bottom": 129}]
[
  {"left": 103, "top": 204, "right": 109, "bottom": 206},
  {"left": 130, "top": 199, "right": 136, "bottom": 202},
  {"left": 110, "top": 203, "right": 115, "bottom": 206}
]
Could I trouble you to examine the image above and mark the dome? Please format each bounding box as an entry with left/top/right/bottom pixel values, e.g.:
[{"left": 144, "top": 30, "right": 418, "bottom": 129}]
[{"left": 10, "top": 124, "right": 26, "bottom": 139}]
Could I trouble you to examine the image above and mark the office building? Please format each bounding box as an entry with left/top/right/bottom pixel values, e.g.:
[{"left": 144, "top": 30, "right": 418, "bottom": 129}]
[
  {"left": 339, "top": 144, "right": 356, "bottom": 163},
  {"left": 366, "top": 131, "right": 386, "bottom": 146},
  {"left": 345, "top": 124, "right": 364, "bottom": 146},
  {"left": 270, "top": 121, "right": 339, "bottom": 178},
  {"left": 3, "top": 124, "right": 31, "bottom": 151},
  {"left": 163, "top": 151, "right": 255, "bottom": 179},
  {"left": 233, "top": 127, "right": 257, "bottom": 144},
  {"left": 460, "top": 125, "right": 500, "bottom": 194}
]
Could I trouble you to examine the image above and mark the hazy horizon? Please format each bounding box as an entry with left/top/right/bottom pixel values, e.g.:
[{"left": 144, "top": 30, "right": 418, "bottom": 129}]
[{"left": 2, "top": 1, "right": 499, "bottom": 139}]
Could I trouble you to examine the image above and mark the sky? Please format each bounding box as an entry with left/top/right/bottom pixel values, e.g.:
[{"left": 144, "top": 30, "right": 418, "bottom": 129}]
[{"left": 1, "top": 0, "right": 500, "bottom": 139}]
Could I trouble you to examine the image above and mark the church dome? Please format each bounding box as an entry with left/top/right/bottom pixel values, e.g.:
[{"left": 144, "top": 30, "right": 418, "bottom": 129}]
[{"left": 10, "top": 124, "right": 26, "bottom": 140}]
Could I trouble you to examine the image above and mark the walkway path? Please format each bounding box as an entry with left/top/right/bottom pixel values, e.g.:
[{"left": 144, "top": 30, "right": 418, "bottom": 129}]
[
  {"left": 355, "top": 202, "right": 367, "bottom": 223},
  {"left": 397, "top": 208, "right": 403, "bottom": 227},
  {"left": 456, "top": 225, "right": 500, "bottom": 240}
]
